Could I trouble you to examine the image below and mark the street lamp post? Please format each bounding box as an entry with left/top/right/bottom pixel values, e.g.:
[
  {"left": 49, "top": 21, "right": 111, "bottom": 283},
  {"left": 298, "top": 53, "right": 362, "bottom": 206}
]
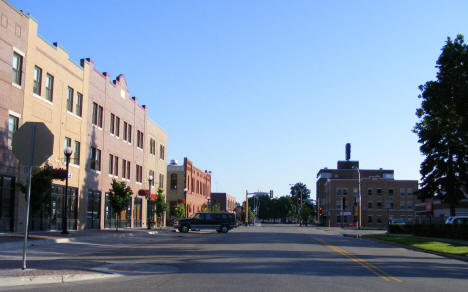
[
  {"left": 148, "top": 175, "right": 153, "bottom": 229},
  {"left": 356, "top": 167, "right": 362, "bottom": 229},
  {"left": 184, "top": 187, "right": 188, "bottom": 218},
  {"left": 62, "top": 146, "right": 72, "bottom": 235}
]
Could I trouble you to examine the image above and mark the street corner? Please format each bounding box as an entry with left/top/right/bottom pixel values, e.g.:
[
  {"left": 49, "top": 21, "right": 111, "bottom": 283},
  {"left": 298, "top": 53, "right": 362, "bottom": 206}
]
[{"left": 0, "top": 268, "right": 119, "bottom": 289}]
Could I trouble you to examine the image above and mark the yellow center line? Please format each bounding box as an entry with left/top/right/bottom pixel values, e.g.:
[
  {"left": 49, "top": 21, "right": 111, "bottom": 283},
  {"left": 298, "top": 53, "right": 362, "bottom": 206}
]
[{"left": 312, "top": 236, "right": 402, "bottom": 283}]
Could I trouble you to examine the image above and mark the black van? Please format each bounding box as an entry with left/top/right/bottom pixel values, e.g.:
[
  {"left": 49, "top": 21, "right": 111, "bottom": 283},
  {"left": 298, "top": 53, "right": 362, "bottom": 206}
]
[{"left": 176, "top": 212, "right": 236, "bottom": 233}]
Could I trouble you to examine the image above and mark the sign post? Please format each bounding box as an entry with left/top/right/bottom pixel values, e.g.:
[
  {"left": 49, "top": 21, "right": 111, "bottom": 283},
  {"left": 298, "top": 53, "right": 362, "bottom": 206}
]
[{"left": 12, "top": 122, "right": 54, "bottom": 270}]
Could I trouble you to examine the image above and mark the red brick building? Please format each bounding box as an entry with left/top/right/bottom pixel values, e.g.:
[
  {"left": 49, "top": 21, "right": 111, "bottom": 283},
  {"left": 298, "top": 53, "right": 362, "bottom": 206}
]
[
  {"left": 210, "top": 192, "right": 236, "bottom": 213},
  {"left": 317, "top": 157, "right": 418, "bottom": 228},
  {"left": 167, "top": 158, "right": 211, "bottom": 220}
]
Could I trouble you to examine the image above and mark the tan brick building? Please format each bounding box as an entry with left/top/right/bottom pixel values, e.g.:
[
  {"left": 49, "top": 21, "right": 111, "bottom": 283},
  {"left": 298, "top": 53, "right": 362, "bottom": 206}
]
[
  {"left": 317, "top": 158, "right": 418, "bottom": 228},
  {"left": 0, "top": 0, "right": 168, "bottom": 231},
  {"left": 167, "top": 158, "right": 211, "bottom": 221}
]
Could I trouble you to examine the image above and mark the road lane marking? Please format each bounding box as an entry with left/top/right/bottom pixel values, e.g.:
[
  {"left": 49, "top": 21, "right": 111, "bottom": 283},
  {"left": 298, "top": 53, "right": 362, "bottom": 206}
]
[{"left": 312, "top": 236, "right": 402, "bottom": 283}]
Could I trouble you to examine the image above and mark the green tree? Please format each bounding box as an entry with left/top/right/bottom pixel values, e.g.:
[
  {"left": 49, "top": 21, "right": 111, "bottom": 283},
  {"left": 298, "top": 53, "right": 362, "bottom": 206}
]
[
  {"left": 290, "top": 182, "right": 311, "bottom": 201},
  {"left": 108, "top": 179, "right": 132, "bottom": 231},
  {"left": 209, "top": 203, "right": 221, "bottom": 212},
  {"left": 174, "top": 203, "right": 186, "bottom": 218},
  {"left": 414, "top": 35, "right": 468, "bottom": 216},
  {"left": 201, "top": 203, "right": 208, "bottom": 212},
  {"left": 155, "top": 188, "right": 168, "bottom": 227},
  {"left": 17, "top": 164, "right": 66, "bottom": 230},
  {"left": 300, "top": 204, "right": 312, "bottom": 226}
]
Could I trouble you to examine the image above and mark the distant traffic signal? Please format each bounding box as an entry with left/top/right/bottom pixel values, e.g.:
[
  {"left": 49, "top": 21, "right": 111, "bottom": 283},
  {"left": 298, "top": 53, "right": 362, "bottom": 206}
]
[
  {"left": 319, "top": 207, "right": 323, "bottom": 217},
  {"left": 297, "top": 196, "right": 301, "bottom": 203},
  {"left": 270, "top": 190, "right": 273, "bottom": 199}
]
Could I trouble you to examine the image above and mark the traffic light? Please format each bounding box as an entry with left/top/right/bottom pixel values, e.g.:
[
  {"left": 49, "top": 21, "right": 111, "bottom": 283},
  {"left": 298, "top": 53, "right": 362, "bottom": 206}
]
[
  {"left": 270, "top": 190, "right": 273, "bottom": 199},
  {"left": 297, "top": 196, "right": 301, "bottom": 203},
  {"left": 319, "top": 207, "right": 323, "bottom": 217}
]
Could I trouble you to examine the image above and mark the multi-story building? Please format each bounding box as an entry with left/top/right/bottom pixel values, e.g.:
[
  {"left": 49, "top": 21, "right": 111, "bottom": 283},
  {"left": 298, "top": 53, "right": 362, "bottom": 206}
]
[
  {"left": 167, "top": 158, "right": 211, "bottom": 220},
  {"left": 316, "top": 152, "right": 418, "bottom": 228},
  {"left": 0, "top": 0, "right": 168, "bottom": 231},
  {"left": 210, "top": 192, "right": 236, "bottom": 213},
  {"left": 0, "top": 0, "right": 29, "bottom": 232},
  {"left": 144, "top": 119, "right": 168, "bottom": 226}
]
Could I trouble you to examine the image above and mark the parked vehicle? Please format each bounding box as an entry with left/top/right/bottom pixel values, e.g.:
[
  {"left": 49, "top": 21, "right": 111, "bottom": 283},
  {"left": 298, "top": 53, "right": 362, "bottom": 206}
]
[
  {"left": 175, "top": 212, "right": 237, "bottom": 233},
  {"left": 445, "top": 216, "right": 468, "bottom": 224},
  {"left": 389, "top": 219, "right": 406, "bottom": 225}
]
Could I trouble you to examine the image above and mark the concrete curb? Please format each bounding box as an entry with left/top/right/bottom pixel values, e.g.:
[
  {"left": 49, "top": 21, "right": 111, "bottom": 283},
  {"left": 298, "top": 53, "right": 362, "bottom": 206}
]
[
  {"left": 0, "top": 272, "right": 119, "bottom": 288},
  {"left": 0, "top": 230, "right": 164, "bottom": 250}
]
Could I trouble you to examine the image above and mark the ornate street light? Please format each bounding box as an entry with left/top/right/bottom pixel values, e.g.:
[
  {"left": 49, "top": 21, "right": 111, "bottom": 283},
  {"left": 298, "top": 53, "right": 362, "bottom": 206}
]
[
  {"left": 184, "top": 187, "right": 188, "bottom": 218},
  {"left": 62, "top": 146, "right": 72, "bottom": 234}
]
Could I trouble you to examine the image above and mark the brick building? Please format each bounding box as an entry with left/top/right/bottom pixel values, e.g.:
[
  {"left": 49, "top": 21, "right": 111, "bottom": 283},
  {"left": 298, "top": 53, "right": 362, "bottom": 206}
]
[
  {"left": 0, "top": 0, "right": 29, "bottom": 232},
  {"left": 210, "top": 192, "right": 236, "bottom": 213},
  {"left": 167, "top": 158, "right": 211, "bottom": 220},
  {"left": 0, "top": 0, "right": 167, "bottom": 231},
  {"left": 316, "top": 152, "right": 418, "bottom": 228}
]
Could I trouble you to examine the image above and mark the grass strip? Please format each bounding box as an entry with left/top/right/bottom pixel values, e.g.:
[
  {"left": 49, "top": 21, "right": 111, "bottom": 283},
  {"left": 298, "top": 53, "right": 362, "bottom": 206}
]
[{"left": 365, "top": 235, "right": 468, "bottom": 257}]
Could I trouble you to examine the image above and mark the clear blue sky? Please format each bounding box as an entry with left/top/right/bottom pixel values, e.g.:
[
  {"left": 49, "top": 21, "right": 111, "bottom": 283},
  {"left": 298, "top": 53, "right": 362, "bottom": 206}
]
[{"left": 11, "top": 0, "right": 468, "bottom": 202}]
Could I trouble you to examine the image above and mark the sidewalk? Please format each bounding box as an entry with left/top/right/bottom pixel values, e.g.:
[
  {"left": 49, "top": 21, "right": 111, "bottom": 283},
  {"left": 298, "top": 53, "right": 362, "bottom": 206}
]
[{"left": 0, "top": 227, "right": 174, "bottom": 289}]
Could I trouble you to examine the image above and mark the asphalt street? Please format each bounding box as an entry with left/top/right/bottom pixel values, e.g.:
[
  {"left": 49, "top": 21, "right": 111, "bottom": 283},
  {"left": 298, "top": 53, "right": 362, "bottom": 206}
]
[{"left": 1, "top": 225, "right": 467, "bottom": 291}]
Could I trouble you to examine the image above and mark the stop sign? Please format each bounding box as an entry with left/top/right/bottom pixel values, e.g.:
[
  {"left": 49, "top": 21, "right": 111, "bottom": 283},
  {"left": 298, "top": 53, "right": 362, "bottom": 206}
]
[{"left": 12, "top": 122, "right": 54, "bottom": 166}]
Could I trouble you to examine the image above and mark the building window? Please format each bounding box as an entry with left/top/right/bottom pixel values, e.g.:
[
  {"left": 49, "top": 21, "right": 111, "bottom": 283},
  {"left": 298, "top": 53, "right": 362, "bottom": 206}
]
[
  {"left": 33, "top": 66, "right": 42, "bottom": 95},
  {"left": 122, "top": 159, "right": 127, "bottom": 178},
  {"left": 376, "top": 202, "right": 383, "bottom": 209},
  {"left": 377, "top": 217, "right": 382, "bottom": 223},
  {"left": 377, "top": 189, "right": 382, "bottom": 196},
  {"left": 367, "top": 189, "right": 373, "bottom": 196},
  {"left": 407, "top": 188, "right": 413, "bottom": 196},
  {"left": 388, "top": 189, "right": 394, "bottom": 196},
  {"left": 92, "top": 103, "right": 103, "bottom": 128},
  {"left": 109, "top": 154, "right": 114, "bottom": 174},
  {"left": 12, "top": 52, "right": 23, "bottom": 85},
  {"left": 407, "top": 201, "right": 413, "bottom": 209},
  {"left": 336, "top": 188, "right": 342, "bottom": 196},
  {"left": 128, "top": 125, "right": 132, "bottom": 143},
  {"left": 110, "top": 114, "right": 115, "bottom": 134},
  {"left": 137, "top": 130, "right": 143, "bottom": 149},
  {"left": 67, "top": 87, "right": 74, "bottom": 112},
  {"left": 115, "top": 117, "right": 120, "bottom": 137},
  {"left": 400, "top": 201, "right": 405, "bottom": 209},
  {"left": 171, "top": 173, "right": 177, "bottom": 190},
  {"left": 159, "top": 173, "right": 164, "bottom": 188},
  {"left": 400, "top": 188, "right": 405, "bottom": 196},
  {"left": 123, "top": 122, "right": 128, "bottom": 141},
  {"left": 136, "top": 165, "right": 142, "bottom": 183},
  {"left": 353, "top": 188, "right": 358, "bottom": 196},
  {"left": 75, "top": 92, "right": 83, "bottom": 117},
  {"left": 150, "top": 138, "right": 156, "bottom": 155},
  {"left": 336, "top": 200, "right": 341, "bottom": 209},
  {"left": 127, "top": 161, "right": 131, "bottom": 179},
  {"left": 160, "top": 145, "right": 165, "bottom": 160},
  {"left": 7, "top": 115, "right": 19, "bottom": 148},
  {"left": 73, "top": 141, "right": 80, "bottom": 165},
  {"left": 337, "top": 216, "right": 341, "bottom": 223},
  {"left": 114, "top": 156, "right": 119, "bottom": 176},
  {"left": 90, "top": 147, "right": 101, "bottom": 171},
  {"left": 45, "top": 73, "right": 54, "bottom": 101},
  {"left": 368, "top": 202, "right": 372, "bottom": 209},
  {"left": 368, "top": 216, "right": 372, "bottom": 223}
]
